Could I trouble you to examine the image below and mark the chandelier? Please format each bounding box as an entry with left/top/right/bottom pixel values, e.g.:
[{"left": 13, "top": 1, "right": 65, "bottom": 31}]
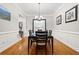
[{"left": 35, "top": 3, "right": 44, "bottom": 20}]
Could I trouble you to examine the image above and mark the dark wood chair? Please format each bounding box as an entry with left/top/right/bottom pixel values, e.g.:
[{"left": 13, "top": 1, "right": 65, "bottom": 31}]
[
  {"left": 28, "top": 30, "right": 37, "bottom": 54},
  {"left": 47, "top": 30, "right": 52, "bottom": 45},
  {"left": 29, "top": 30, "right": 36, "bottom": 46},
  {"left": 36, "top": 31, "right": 48, "bottom": 54},
  {"left": 19, "top": 30, "right": 23, "bottom": 38}
]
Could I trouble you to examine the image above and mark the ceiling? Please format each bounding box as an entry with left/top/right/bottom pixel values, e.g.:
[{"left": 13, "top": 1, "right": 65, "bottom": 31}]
[{"left": 17, "top": 3, "right": 62, "bottom": 16}]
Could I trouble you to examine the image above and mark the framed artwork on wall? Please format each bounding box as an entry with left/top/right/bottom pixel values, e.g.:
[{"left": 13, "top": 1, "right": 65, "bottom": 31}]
[
  {"left": 56, "top": 15, "right": 62, "bottom": 25},
  {"left": 65, "top": 5, "right": 78, "bottom": 23},
  {"left": 19, "top": 22, "right": 23, "bottom": 30},
  {"left": 0, "top": 5, "right": 11, "bottom": 21}
]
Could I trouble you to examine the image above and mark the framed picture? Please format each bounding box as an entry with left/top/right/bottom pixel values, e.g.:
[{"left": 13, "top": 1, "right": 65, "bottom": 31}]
[
  {"left": 56, "top": 15, "right": 62, "bottom": 25},
  {"left": 65, "top": 5, "right": 78, "bottom": 23},
  {"left": 19, "top": 22, "right": 23, "bottom": 30},
  {"left": 0, "top": 5, "right": 11, "bottom": 21}
]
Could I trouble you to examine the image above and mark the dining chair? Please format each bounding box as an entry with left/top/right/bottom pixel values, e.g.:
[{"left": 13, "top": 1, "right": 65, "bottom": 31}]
[
  {"left": 35, "top": 31, "right": 48, "bottom": 54},
  {"left": 29, "top": 30, "right": 36, "bottom": 47},
  {"left": 47, "top": 30, "right": 52, "bottom": 45}
]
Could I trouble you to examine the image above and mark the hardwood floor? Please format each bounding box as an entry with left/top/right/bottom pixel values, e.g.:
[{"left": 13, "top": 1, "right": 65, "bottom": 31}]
[
  {"left": 0, "top": 37, "right": 79, "bottom": 55},
  {"left": 53, "top": 39, "right": 79, "bottom": 55},
  {"left": 0, "top": 37, "right": 28, "bottom": 55}
]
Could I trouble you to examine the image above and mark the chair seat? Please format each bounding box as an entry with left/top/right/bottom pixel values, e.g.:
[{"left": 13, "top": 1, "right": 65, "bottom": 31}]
[
  {"left": 37, "top": 43, "right": 46, "bottom": 45},
  {"left": 37, "top": 39, "right": 46, "bottom": 42}
]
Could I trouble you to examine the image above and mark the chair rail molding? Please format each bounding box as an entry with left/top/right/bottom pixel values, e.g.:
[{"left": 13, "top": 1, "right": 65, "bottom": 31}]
[
  {"left": 0, "top": 31, "right": 18, "bottom": 35},
  {"left": 54, "top": 30, "right": 79, "bottom": 35}
]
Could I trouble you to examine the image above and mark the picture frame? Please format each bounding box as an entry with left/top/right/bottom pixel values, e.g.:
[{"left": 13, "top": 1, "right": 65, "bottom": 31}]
[
  {"left": 65, "top": 5, "right": 78, "bottom": 23},
  {"left": 56, "top": 15, "right": 62, "bottom": 25},
  {"left": 0, "top": 5, "right": 11, "bottom": 21},
  {"left": 19, "top": 22, "right": 23, "bottom": 30}
]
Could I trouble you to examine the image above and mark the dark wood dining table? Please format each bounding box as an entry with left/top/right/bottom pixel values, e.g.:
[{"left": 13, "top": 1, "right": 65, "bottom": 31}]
[{"left": 28, "top": 35, "right": 53, "bottom": 54}]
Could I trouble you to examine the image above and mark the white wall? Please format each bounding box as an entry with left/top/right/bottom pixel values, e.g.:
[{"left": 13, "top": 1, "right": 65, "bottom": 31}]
[
  {"left": 53, "top": 3, "right": 79, "bottom": 52},
  {"left": 44, "top": 16, "right": 54, "bottom": 30},
  {"left": 0, "top": 3, "right": 26, "bottom": 52},
  {"left": 26, "top": 16, "right": 53, "bottom": 36}
]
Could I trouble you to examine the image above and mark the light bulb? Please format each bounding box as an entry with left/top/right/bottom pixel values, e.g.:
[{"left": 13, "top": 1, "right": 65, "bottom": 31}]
[
  {"left": 35, "top": 16, "right": 38, "bottom": 19},
  {"left": 40, "top": 16, "right": 44, "bottom": 19}
]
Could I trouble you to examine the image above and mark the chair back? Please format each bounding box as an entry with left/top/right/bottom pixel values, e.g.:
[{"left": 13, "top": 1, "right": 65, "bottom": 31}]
[
  {"left": 48, "top": 30, "right": 52, "bottom": 36},
  {"left": 36, "top": 31, "right": 48, "bottom": 39},
  {"left": 29, "top": 30, "right": 34, "bottom": 36}
]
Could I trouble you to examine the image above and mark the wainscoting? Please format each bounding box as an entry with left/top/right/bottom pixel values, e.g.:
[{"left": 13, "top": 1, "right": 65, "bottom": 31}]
[
  {"left": 53, "top": 38, "right": 79, "bottom": 55},
  {"left": 0, "top": 37, "right": 28, "bottom": 55},
  {"left": 0, "top": 37, "right": 79, "bottom": 55},
  {"left": 0, "top": 31, "right": 20, "bottom": 53},
  {"left": 53, "top": 30, "right": 79, "bottom": 53}
]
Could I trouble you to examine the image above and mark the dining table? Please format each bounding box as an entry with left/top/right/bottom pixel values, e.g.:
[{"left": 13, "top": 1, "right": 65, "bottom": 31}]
[{"left": 28, "top": 34, "right": 53, "bottom": 54}]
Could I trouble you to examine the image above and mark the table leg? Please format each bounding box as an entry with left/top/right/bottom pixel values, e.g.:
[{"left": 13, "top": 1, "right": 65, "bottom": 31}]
[
  {"left": 52, "top": 38, "right": 53, "bottom": 54},
  {"left": 28, "top": 38, "right": 29, "bottom": 55}
]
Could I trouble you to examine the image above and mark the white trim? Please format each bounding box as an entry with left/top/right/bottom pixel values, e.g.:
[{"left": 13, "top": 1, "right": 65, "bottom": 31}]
[
  {"left": 0, "top": 31, "right": 18, "bottom": 35},
  {"left": 54, "top": 30, "right": 79, "bottom": 35}
]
